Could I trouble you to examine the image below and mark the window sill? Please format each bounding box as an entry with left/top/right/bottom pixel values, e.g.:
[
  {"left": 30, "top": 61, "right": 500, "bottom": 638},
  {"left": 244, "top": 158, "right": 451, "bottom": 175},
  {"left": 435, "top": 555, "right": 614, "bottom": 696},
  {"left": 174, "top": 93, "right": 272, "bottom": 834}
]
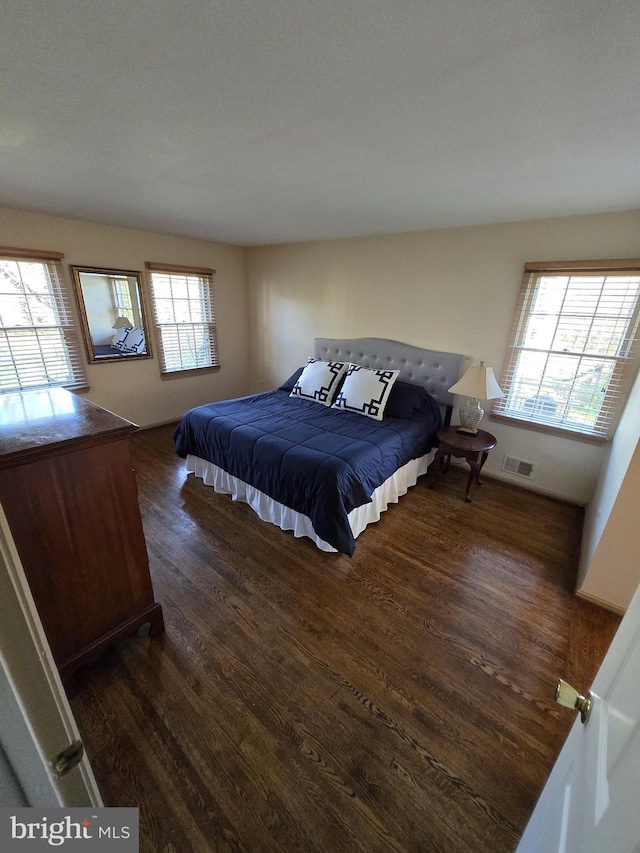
[
  {"left": 159, "top": 365, "right": 221, "bottom": 380},
  {"left": 489, "top": 413, "right": 609, "bottom": 445}
]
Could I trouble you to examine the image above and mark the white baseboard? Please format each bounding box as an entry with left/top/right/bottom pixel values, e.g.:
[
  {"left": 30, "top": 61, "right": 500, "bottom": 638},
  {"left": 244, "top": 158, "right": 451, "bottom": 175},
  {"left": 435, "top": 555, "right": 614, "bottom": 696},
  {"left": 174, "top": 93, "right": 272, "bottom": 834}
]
[
  {"left": 137, "top": 418, "right": 180, "bottom": 430},
  {"left": 575, "top": 588, "right": 626, "bottom": 616},
  {"left": 481, "top": 471, "right": 585, "bottom": 506}
]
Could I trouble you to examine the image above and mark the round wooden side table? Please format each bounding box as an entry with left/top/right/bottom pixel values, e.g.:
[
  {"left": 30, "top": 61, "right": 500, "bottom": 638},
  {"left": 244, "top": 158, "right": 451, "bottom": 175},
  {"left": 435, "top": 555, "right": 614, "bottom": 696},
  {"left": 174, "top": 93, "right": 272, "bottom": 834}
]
[{"left": 430, "top": 426, "right": 497, "bottom": 502}]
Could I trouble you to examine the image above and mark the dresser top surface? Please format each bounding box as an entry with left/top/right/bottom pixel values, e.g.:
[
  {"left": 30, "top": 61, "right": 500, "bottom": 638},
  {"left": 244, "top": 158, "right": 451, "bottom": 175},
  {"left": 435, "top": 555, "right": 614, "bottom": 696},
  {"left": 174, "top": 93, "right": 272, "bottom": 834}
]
[{"left": 0, "top": 387, "right": 137, "bottom": 465}]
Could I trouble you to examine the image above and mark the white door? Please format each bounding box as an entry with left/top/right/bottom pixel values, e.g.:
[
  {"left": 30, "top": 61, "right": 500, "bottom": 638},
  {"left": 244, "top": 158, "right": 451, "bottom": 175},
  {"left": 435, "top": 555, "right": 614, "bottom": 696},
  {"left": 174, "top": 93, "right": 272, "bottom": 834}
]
[
  {"left": 517, "top": 581, "right": 640, "bottom": 852},
  {"left": 0, "top": 505, "right": 102, "bottom": 807}
]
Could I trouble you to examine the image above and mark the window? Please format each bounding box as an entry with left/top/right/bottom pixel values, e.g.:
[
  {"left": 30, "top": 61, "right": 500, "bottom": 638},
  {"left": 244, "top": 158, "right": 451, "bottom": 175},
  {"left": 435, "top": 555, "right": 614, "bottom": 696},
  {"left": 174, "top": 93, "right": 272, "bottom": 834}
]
[
  {"left": 111, "top": 277, "right": 136, "bottom": 327},
  {"left": 0, "top": 247, "right": 87, "bottom": 394},
  {"left": 492, "top": 259, "right": 640, "bottom": 440},
  {"left": 146, "top": 262, "right": 219, "bottom": 375}
]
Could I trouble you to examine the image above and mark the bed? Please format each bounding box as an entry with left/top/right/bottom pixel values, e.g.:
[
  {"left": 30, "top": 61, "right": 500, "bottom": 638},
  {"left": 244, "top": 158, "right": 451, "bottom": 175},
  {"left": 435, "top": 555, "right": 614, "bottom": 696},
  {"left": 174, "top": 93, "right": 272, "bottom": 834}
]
[
  {"left": 92, "top": 344, "right": 133, "bottom": 358},
  {"left": 173, "top": 338, "right": 464, "bottom": 555},
  {"left": 91, "top": 326, "right": 147, "bottom": 359}
]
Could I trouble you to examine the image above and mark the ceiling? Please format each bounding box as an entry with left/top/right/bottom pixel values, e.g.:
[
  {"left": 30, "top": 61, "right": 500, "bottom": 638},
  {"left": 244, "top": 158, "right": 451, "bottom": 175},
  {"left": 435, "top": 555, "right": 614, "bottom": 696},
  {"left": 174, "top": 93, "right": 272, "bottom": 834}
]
[{"left": 1, "top": 0, "right": 639, "bottom": 246}]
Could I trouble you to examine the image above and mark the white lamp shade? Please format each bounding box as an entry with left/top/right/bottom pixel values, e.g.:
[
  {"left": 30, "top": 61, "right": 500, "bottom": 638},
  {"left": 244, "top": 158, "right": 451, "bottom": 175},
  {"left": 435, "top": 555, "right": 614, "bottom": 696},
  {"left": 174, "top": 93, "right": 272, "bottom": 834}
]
[
  {"left": 112, "top": 315, "right": 133, "bottom": 329},
  {"left": 448, "top": 365, "right": 505, "bottom": 400}
]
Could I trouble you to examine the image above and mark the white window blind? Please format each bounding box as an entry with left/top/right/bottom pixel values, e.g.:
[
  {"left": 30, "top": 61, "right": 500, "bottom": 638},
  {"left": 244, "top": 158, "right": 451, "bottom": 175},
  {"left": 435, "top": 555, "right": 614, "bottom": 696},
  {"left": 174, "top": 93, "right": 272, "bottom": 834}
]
[
  {"left": 146, "top": 263, "right": 219, "bottom": 375},
  {"left": 492, "top": 260, "right": 640, "bottom": 440},
  {"left": 0, "top": 247, "right": 88, "bottom": 394},
  {"left": 111, "top": 278, "right": 136, "bottom": 327}
]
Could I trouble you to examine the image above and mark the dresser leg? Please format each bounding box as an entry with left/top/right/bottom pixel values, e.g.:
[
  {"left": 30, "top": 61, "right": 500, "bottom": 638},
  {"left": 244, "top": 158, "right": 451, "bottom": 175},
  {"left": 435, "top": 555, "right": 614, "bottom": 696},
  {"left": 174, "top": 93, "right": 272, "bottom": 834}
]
[{"left": 148, "top": 603, "right": 165, "bottom": 638}]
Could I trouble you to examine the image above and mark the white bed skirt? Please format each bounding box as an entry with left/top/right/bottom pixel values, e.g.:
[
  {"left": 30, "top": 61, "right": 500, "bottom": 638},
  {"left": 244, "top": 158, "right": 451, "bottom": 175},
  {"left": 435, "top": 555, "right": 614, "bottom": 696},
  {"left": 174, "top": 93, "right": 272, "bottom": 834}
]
[{"left": 185, "top": 449, "right": 436, "bottom": 553}]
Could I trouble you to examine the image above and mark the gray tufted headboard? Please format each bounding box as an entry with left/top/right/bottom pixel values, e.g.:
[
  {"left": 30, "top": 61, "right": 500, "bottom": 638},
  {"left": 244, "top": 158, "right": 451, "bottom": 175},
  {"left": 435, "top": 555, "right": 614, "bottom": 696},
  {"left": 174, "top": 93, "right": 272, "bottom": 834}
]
[{"left": 314, "top": 337, "right": 464, "bottom": 411}]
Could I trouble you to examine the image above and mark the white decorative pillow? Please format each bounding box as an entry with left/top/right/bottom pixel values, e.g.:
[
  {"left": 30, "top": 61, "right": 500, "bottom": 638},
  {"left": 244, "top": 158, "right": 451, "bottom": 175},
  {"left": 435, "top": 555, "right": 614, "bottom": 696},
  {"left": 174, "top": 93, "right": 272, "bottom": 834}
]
[
  {"left": 289, "top": 358, "right": 348, "bottom": 406},
  {"left": 332, "top": 364, "right": 400, "bottom": 420},
  {"left": 122, "top": 327, "right": 145, "bottom": 354},
  {"left": 112, "top": 326, "right": 131, "bottom": 351}
]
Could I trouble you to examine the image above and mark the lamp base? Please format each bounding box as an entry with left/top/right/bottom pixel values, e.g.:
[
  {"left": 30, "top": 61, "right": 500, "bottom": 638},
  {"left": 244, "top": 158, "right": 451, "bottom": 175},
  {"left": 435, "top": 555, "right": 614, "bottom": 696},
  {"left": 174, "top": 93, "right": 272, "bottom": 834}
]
[{"left": 457, "top": 398, "right": 484, "bottom": 435}]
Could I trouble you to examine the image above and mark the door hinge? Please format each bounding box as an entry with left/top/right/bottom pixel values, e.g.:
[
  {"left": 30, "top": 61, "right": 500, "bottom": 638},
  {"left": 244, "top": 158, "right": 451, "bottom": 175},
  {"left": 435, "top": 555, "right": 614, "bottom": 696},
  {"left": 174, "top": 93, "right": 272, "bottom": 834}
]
[{"left": 50, "top": 740, "right": 84, "bottom": 779}]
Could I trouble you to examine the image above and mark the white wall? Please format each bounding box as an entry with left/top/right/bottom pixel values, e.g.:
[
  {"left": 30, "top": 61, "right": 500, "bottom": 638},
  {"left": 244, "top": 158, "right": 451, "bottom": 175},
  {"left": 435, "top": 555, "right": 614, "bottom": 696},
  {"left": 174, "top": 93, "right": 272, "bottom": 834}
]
[
  {"left": 246, "top": 210, "right": 640, "bottom": 505},
  {"left": 0, "top": 208, "right": 250, "bottom": 427},
  {"left": 578, "top": 368, "right": 640, "bottom": 612}
]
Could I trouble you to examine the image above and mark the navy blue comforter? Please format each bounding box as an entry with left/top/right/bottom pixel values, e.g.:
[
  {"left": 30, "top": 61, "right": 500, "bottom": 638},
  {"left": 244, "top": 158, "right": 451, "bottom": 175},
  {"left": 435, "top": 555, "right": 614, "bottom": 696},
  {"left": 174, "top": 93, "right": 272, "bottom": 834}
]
[{"left": 173, "top": 389, "right": 441, "bottom": 555}]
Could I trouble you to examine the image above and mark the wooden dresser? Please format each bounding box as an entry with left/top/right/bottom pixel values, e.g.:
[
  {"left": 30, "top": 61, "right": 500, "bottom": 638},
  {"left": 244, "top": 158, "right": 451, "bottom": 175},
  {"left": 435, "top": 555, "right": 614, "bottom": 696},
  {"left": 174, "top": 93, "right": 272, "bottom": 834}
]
[{"left": 0, "top": 387, "right": 164, "bottom": 688}]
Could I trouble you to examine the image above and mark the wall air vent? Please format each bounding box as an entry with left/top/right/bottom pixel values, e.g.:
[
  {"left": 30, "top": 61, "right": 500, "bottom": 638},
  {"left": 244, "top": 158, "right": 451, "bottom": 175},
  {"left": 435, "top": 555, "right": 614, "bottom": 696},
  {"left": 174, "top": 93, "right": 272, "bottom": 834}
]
[{"left": 502, "top": 455, "right": 535, "bottom": 479}]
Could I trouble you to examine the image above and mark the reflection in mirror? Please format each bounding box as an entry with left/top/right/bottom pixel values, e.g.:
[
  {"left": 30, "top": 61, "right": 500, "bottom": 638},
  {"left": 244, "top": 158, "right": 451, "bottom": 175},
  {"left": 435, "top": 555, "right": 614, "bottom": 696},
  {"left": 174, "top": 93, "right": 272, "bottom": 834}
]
[{"left": 70, "top": 266, "right": 152, "bottom": 363}]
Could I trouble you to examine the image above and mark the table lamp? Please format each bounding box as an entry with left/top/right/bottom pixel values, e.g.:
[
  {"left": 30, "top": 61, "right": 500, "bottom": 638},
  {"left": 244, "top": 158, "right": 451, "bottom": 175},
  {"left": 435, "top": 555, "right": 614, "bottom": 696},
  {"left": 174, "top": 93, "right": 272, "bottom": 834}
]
[{"left": 448, "top": 362, "right": 505, "bottom": 434}]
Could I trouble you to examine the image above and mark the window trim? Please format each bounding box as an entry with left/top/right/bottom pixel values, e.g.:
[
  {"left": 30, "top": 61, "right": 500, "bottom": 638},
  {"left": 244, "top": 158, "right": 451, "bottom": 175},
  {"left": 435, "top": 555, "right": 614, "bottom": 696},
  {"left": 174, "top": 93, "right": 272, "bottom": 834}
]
[
  {"left": 0, "top": 246, "right": 65, "bottom": 262},
  {"left": 491, "top": 258, "right": 640, "bottom": 442},
  {"left": 145, "top": 262, "right": 219, "bottom": 377},
  {"left": 0, "top": 246, "right": 88, "bottom": 394}
]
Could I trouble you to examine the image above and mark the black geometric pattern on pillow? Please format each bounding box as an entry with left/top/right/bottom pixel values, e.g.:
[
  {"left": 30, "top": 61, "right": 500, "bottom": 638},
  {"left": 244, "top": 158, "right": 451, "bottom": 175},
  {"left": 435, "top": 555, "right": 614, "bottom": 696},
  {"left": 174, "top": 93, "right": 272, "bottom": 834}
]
[
  {"left": 333, "top": 365, "right": 398, "bottom": 418},
  {"left": 290, "top": 358, "right": 347, "bottom": 404},
  {"left": 121, "top": 327, "right": 145, "bottom": 353}
]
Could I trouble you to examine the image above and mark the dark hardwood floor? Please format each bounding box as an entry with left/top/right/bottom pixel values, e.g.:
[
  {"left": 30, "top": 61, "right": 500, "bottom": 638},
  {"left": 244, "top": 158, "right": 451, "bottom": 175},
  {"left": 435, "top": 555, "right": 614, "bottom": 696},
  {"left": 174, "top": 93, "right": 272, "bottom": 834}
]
[{"left": 71, "top": 424, "right": 620, "bottom": 852}]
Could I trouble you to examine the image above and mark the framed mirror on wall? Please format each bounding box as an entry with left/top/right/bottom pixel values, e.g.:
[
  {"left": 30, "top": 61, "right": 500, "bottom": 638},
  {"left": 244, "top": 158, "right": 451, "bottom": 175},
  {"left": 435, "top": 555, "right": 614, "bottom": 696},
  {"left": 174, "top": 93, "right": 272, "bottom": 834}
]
[{"left": 70, "top": 266, "right": 152, "bottom": 363}]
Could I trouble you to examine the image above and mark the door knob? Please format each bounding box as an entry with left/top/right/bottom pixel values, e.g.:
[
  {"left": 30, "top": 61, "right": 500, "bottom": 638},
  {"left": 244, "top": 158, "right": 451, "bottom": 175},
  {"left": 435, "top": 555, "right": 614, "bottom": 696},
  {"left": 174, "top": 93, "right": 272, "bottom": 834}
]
[
  {"left": 50, "top": 739, "right": 84, "bottom": 779},
  {"left": 555, "top": 679, "right": 593, "bottom": 724}
]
